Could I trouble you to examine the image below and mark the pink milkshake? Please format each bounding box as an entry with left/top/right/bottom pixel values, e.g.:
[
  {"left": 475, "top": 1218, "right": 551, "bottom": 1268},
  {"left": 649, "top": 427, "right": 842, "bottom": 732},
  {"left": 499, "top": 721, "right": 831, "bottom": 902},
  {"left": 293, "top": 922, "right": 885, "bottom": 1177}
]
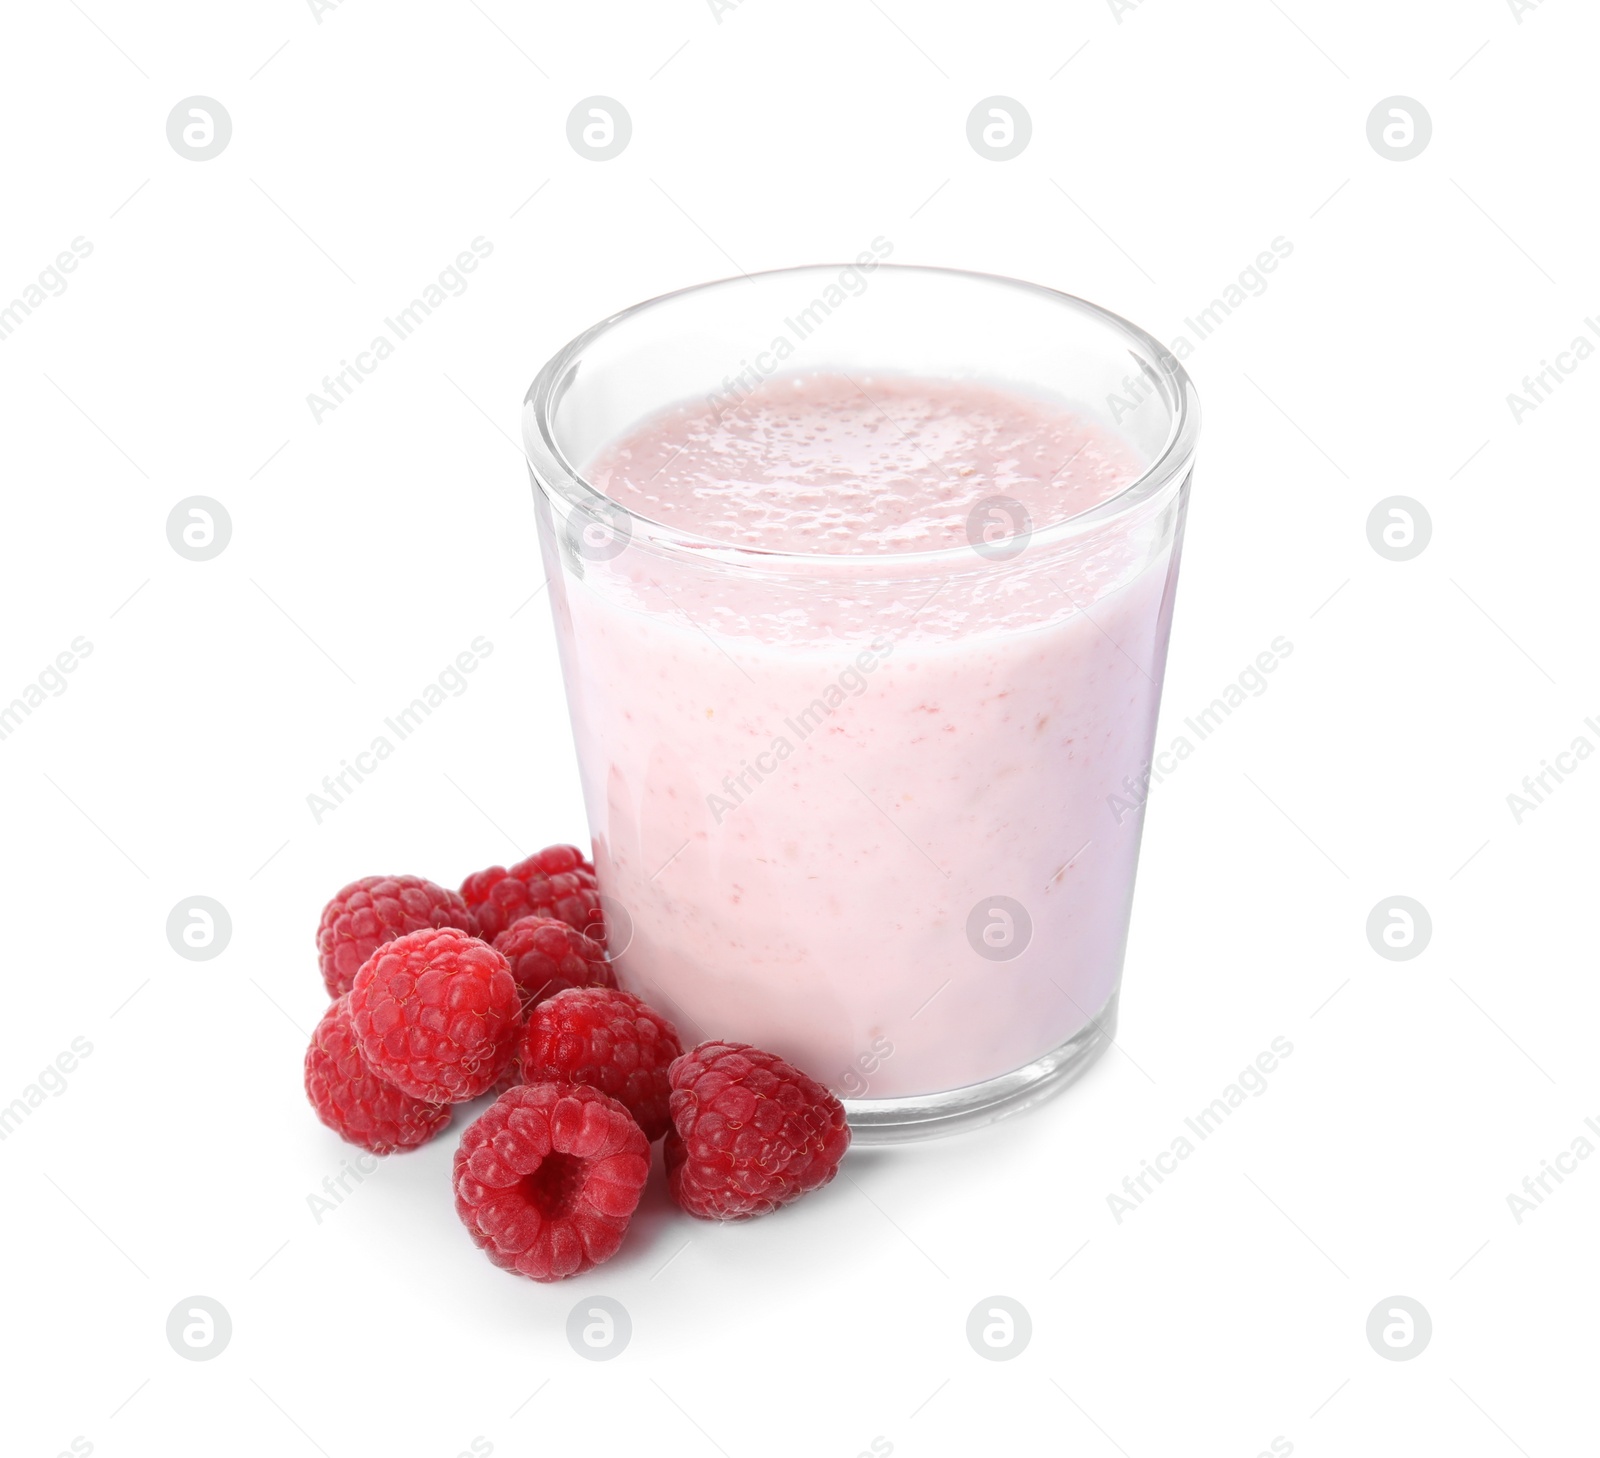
[{"left": 524, "top": 266, "right": 1197, "bottom": 1138}]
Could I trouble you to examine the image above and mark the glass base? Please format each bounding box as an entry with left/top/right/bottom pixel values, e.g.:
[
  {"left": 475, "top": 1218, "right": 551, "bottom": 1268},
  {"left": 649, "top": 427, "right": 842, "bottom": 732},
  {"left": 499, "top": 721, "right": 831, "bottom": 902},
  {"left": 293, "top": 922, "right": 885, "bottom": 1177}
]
[{"left": 842, "top": 991, "right": 1119, "bottom": 1144}]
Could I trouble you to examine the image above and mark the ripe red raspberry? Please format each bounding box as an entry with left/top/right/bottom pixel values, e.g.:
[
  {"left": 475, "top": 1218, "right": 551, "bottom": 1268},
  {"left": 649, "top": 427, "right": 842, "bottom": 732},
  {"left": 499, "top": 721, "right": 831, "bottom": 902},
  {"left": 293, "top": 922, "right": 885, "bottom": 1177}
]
[
  {"left": 518, "top": 988, "right": 682, "bottom": 1141},
  {"left": 665, "top": 1041, "right": 851, "bottom": 1220},
  {"left": 493, "top": 915, "right": 616, "bottom": 1011},
  {"left": 453, "top": 1082, "right": 650, "bottom": 1282},
  {"left": 304, "top": 997, "right": 450, "bottom": 1154},
  {"left": 460, "top": 845, "right": 604, "bottom": 944},
  {"left": 315, "top": 874, "right": 476, "bottom": 998},
  {"left": 349, "top": 928, "right": 519, "bottom": 1103}
]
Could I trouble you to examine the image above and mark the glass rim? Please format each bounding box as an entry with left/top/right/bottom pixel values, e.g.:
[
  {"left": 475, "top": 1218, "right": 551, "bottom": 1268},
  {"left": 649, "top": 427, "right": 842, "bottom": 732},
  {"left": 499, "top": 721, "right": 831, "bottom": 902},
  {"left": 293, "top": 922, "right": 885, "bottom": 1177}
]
[{"left": 522, "top": 263, "right": 1200, "bottom": 571}]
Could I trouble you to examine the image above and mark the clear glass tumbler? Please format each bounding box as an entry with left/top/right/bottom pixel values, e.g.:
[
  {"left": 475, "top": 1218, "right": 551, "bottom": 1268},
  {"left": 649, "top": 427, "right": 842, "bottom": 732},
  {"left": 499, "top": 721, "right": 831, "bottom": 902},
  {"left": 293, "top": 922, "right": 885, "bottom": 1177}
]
[{"left": 522, "top": 264, "right": 1198, "bottom": 1142}]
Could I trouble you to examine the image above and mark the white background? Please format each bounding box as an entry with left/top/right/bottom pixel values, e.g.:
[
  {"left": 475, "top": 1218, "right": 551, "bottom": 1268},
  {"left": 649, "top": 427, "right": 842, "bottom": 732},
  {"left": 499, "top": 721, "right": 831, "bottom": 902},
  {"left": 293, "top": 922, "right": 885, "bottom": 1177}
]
[{"left": 2, "top": 1, "right": 1595, "bottom": 1455}]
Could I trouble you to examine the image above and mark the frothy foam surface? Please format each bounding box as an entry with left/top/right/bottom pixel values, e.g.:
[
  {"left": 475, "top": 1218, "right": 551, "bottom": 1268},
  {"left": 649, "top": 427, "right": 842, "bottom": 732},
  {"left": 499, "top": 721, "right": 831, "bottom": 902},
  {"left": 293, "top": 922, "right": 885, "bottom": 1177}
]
[{"left": 586, "top": 372, "right": 1144, "bottom": 554}]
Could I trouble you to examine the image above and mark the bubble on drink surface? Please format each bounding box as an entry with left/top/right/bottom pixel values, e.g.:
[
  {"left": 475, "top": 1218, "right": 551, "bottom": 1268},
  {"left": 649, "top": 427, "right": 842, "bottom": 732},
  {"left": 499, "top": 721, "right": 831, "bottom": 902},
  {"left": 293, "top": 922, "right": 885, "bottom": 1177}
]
[
  {"left": 166, "top": 97, "right": 233, "bottom": 161},
  {"left": 566, "top": 1295, "right": 631, "bottom": 1360},
  {"left": 966, "top": 97, "right": 1032, "bottom": 161},
  {"left": 1365, "top": 896, "right": 1431, "bottom": 962},
  {"left": 166, "top": 1296, "right": 232, "bottom": 1360},
  {"left": 966, "top": 895, "right": 1032, "bottom": 962},
  {"left": 966, "top": 1295, "right": 1032, "bottom": 1359},
  {"left": 1366, "top": 97, "right": 1431, "bottom": 161},
  {"left": 564, "top": 500, "right": 632, "bottom": 563},
  {"left": 167, "top": 496, "right": 233, "bottom": 561},
  {"left": 166, "top": 896, "right": 233, "bottom": 961},
  {"left": 1365, "top": 496, "right": 1430, "bottom": 561},
  {"left": 567, "top": 97, "right": 632, "bottom": 161},
  {"left": 1366, "top": 1295, "right": 1431, "bottom": 1360},
  {"left": 966, "top": 496, "right": 1032, "bottom": 561}
]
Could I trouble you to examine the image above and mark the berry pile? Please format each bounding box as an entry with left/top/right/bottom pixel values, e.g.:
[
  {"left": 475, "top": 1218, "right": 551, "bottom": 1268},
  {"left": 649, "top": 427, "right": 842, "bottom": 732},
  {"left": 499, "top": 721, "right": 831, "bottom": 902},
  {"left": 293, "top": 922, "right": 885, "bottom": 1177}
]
[{"left": 302, "top": 846, "right": 850, "bottom": 1281}]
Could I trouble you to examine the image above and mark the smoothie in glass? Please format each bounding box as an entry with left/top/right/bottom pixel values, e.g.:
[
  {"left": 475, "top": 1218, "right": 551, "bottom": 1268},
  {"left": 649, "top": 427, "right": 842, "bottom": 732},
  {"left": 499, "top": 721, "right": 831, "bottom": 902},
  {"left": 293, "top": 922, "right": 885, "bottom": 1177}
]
[
  {"left": 524, "top": 264, "right": 1197, "bottom": 1140},
  {"left": 551, "top": 375, "right": 1170, "bottom": 1098}
]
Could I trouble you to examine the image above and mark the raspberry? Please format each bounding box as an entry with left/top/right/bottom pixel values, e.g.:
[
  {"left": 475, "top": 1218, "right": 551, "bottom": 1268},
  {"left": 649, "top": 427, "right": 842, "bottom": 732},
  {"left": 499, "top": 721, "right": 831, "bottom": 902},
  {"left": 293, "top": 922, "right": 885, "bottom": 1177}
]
[
  {"left": 460, "top": 845, "right": 604, "bottom": 945},
  {"left": 518, "top": 988, "right": 682, "bottom": 1141},
  {"left": 453, "top": 1083, "right": 650, "bottom": 1281},
  {"left": 665, "top": 1041, "right": 851, "bottom": 1220},
  {"left": 349, "top": 928, "right": 519, "bottom": 1103},
  {"left": 304, "top": 997, "right": 450, "bottom": 1154},
  {"left": 315, "top": 874, "right": 476, "bottom": 998},
  {"left": 493, "top": 916, "right": 616, "bottom": 1011}
]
